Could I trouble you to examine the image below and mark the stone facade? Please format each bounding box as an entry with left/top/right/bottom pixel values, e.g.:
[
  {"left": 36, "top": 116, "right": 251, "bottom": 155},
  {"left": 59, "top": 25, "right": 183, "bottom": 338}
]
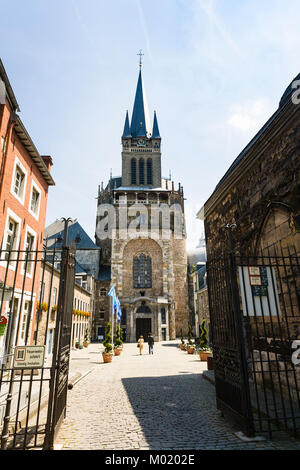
[
  {"left": 199, "top": 75, "right": 300, "bottom": 405},
  {"left": 36, "top": 262, "right": 92, "bottom": 359},
  {"left": 95, "top": 68, "right": 189, "bottom": 342}
]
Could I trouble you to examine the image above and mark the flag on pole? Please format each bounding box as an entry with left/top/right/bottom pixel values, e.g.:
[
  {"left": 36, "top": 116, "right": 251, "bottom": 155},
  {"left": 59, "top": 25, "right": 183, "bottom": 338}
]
[
  {"left": 108, "top": 285, "right": 117, "bottom": 319},
  {"left": 116, "top": 298, "right": 122, "bottom": 324}
]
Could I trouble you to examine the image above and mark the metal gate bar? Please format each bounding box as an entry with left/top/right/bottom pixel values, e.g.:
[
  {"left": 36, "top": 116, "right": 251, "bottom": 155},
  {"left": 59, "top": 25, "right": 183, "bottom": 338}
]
[
  {"left": 0, "top": 244, "right": 75, "bottom": 449},
  {"left": 208, "top": 247, "right": 300, "bottom": 438}
]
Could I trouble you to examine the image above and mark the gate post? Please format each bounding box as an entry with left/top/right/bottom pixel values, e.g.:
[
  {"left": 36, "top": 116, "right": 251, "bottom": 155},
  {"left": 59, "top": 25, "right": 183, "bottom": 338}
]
[
  {"left": 44, "top": 243, "right": 76, "bottom": 449},
  {"left": 226, "top": 224, "right": 255, "bottom": 437}
]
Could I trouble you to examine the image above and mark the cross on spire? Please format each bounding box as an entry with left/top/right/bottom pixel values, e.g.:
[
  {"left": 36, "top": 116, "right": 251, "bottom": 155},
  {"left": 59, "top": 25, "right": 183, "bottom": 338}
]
[{"left": 137, "top": 49, "right": 144, "bottom": 68}]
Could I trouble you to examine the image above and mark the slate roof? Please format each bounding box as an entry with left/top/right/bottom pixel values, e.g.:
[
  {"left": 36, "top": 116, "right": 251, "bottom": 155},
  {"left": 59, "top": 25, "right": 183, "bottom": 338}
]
[
  {"left": 122, "top": 68, "right": 160, "bottom": 140},
  {"left": 152, "top": 111, "right": 160, "bottom": 139},
  {"left": 105, "top": 177, "right": 122, "bottom": 191},
  {"left": 97, "top": 265, "right": 111, "bottom": 281},
  {"left": 45, "top": 220, "right": 99, "bottom": 250},
  {"left": 130, "top": 69, "right": 151, "bottom": 138}
]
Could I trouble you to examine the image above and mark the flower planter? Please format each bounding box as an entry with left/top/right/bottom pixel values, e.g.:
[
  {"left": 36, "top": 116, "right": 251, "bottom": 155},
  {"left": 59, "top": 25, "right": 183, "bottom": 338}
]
[
  {"left": 114, "top": 347, "right": 122, "bottom": 356},
  {"left": 179, "top": 343, "right": 186, "bottom": 351},
  {"left": 102, "top": 352, "right": 113, "bottom": 363},
  {"left": 83, "top": 342, "right": 89, "bottom": 348},
  {"left": 187, "top": 346, "right": 195, "bottom": 355},
  {"left": 199, "top": 350, "right": 210, "bottom": 361}
]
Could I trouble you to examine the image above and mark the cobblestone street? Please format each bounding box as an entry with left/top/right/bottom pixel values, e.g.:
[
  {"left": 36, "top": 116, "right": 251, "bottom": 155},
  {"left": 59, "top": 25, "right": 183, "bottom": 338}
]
[{"left": 54, "top": 341, "right": 300, "bottom": 450}]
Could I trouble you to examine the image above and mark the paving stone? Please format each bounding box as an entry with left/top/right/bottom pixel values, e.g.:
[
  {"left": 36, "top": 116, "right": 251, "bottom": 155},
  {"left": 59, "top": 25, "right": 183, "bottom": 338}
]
[{"left": 54, "top": 341, "right": 300, "bottom": 451}]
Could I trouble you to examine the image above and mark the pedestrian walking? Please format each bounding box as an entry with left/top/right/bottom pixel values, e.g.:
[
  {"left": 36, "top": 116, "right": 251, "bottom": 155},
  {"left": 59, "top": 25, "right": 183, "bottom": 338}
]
[
  {"left": 137, "top": 335, "right": 144, "bottom": 355},
  {"left": 147, "top": 333, "right": 154, "bottom": 354}
]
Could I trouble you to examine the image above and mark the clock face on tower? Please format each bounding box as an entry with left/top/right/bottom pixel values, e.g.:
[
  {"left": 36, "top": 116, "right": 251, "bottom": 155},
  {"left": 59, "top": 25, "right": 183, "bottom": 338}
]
[{"left": 137, "top": 139, "right": 146, "bottom": 147}]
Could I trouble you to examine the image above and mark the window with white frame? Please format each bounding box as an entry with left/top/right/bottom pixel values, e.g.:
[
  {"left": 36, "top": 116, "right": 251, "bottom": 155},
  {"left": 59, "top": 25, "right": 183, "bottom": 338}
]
[
  {"left": 5, "top": 217, "right": 19, "bottom": 263},
  {"left": 21, "top": 226, "right": 36, "bottom": 276},
  {"left": 14, "top": 165, "right": 25, "bottom": 199},
  {"left": 29, "top": 180, "right": 41, "bottom": 219},
  {"left": 52, "top": 287, "right": 57, "bottom": 306},
  {"left": 20, "top": 300, "right": 31, "bottom": 344},
  {"left": 30, "top": 187, "right": 40, "bottom": 215},
  {"left": 11, "top": 158, "right": 27, "bottom": 205}
]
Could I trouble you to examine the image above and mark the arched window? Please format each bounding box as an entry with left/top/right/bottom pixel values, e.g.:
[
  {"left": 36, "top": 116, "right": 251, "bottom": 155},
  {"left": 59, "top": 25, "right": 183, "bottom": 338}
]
[
  {"left": 139, "top": 158, "right": 145, "bottom": 185},
  {"left": 133, "top": 254, "right": 152, "bottom": 288},
  {"left": 147, "top": 159, "right": 153, "bottom": 185},
  {"left": 131, "top": 158, "right": 137, "bottom": 184}
]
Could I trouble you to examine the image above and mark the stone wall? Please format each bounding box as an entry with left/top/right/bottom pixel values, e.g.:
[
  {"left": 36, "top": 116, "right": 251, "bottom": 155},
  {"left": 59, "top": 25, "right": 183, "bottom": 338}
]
[{"left": 205, "top": 116, "right": 300, "bottom": 258}]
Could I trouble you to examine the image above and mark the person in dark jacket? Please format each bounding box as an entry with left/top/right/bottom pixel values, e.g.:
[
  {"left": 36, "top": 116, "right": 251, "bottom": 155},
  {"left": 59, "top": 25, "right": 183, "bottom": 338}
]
[{"left": 147, "top": 333, "right": 154, "bottom": 354}]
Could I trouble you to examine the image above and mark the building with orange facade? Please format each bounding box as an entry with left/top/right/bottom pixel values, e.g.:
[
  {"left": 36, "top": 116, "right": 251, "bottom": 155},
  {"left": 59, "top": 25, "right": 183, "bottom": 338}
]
[{"left": 0, "top": 59, "right": 54, "bottom": 355}]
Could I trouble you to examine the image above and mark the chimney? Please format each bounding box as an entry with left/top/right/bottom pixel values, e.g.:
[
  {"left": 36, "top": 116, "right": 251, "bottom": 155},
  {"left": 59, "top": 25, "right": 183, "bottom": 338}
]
[{"left": 41, "top": 155, "right": 53, "bottom": 172}]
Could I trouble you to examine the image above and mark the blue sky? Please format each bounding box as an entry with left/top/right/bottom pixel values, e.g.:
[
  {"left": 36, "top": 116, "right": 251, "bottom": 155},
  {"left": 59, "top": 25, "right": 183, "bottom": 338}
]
[{"left": 1, "top": 0, "right": 299, "bottom": 249}]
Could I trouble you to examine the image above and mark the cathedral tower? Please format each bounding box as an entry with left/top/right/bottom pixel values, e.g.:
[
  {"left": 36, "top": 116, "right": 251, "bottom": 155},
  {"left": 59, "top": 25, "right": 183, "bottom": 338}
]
[{"left": 96, "top": 62, "right": 189, "bottom": 342}]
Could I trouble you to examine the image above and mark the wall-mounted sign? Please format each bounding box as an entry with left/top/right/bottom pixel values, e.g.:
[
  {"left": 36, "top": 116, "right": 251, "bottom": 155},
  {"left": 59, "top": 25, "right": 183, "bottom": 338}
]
[
  {"left": 13, "top": 345, "right": 45, "bottom": 369},
  {"left": 239, "top": 266, "right": 280, "bottom": 317}
]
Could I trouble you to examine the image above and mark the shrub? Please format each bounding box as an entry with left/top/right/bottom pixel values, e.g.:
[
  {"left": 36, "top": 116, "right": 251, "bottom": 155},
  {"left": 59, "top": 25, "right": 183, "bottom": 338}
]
[
  {"left": 114, "top": 324, "right": 123, "bottom": 349},
  {"left": 84, "top": 327, "right": 89, "bottom": 343},
  {"left": 180, "top": 328, "right": 185, "bottom": 345},
  {"left": 199, "top": 319, "right": 209, "bottom": 351},
  {"left": 103, "top": 322, "right": 113, "bottom": 353},
  {"left": 187, "top": 322, "right": 194, "bottom": 346}
]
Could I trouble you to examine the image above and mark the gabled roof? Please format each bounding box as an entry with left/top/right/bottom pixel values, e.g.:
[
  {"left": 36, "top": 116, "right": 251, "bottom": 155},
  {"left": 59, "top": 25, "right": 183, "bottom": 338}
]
[
  {"left": 0, "top": 59, "right": 54, "bottom": 186},
  {"left": 0, "top": 58, "right": 20, "bottom": 112},
  {"left": 14, "top": 116, "right": 55, "bottom": 186},
  {"left": 45, "top": 220, "right": 99, "bottom": 250}
]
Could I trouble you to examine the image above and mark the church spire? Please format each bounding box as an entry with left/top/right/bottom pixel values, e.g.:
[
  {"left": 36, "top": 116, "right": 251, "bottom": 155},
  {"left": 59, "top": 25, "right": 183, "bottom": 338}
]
[
  {"left": 152, "top": 110, "right": 160, "bottom": 139},
  {"left": 130, "top": 68, "right": 151, "bottom": 138},
  {"left": 122, "top": 110, "right": 131, "bottom": 138}
]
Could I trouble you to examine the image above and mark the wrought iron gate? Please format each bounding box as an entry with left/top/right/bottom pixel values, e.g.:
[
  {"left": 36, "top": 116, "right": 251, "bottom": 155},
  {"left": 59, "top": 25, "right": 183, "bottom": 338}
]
[
  {"left": 207, "top": 246, "right": 300, "bottom": 438},
  {"left": 0, "top": 244, "right": 75, "bottom": 449}
]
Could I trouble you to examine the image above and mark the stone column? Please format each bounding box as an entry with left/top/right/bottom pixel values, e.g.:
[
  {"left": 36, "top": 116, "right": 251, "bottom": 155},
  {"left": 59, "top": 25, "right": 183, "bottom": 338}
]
[{"left": 169, "top": 302, "right": 176, "bottom": 340}]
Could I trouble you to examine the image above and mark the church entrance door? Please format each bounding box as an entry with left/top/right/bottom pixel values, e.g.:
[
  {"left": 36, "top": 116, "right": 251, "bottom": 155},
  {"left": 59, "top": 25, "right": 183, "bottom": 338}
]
[{"left": 136, "top": 318, "right": 151, "bottom": 342}]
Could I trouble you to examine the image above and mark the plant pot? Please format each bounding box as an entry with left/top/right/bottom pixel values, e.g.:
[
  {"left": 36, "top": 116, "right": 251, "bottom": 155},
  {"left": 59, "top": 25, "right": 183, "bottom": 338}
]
[
  {"left": 79, "top": 344, "right": 83, "bottom": 349},
  {"left": 102, "top": 352, "right": 113, "bottom": 363},
  {"left": 75, "top": 342, "right": 80, "bottom": 349},
  {"left": 180, "top": 343, "right": 186, "bottom": 351},
  {"left": 207, "top": 354, "right": 214, "bottom": 370},
  {"left": 199, "top": 350, "right": 210, "bottom": 361},
  {"left": 83, "top": 342, "right": 88, "bottom": 348},
  {"left": 187, "top": 346, "right": 195, "bottom": 355},
  {"left": 114, "top": 347, "right": 122, "bottom": 356}
]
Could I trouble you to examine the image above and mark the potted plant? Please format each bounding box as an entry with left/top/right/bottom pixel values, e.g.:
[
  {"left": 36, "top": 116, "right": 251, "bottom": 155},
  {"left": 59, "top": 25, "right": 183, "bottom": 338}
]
[
  {"left": 83, "top": 327, "right": 89, "bottom": 348},
  {"left": 114, "top": 325, "right": 123, "bottom": 356},
  {"left": 186, "top": 323, "right": 195, "bottom": 354},
  {"left": 179, "top": 328, "right": 186, "bottom": 350},
  {"left": 102, "top": 322, "right": 113, "bottom": 363},
  {"left": 198, "top": 319, "right": 211, "bottom": 361}
]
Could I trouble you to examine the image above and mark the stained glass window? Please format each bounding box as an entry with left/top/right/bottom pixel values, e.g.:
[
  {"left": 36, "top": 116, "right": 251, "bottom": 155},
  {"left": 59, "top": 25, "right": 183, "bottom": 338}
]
[{"left": 133, "top": 254, "right": 152, "bottom": 288}]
